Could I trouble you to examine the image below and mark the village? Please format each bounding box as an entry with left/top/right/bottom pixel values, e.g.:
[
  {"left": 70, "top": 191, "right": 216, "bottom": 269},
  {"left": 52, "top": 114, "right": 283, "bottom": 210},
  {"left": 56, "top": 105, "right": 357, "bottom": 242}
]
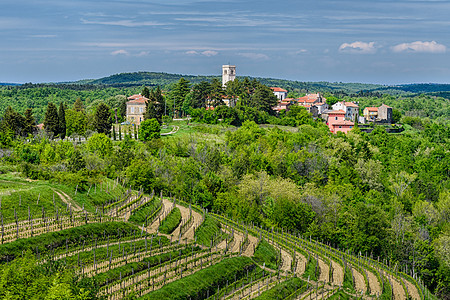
[{"left": 126, "top": 65, "right": 394, "bottom": 134}]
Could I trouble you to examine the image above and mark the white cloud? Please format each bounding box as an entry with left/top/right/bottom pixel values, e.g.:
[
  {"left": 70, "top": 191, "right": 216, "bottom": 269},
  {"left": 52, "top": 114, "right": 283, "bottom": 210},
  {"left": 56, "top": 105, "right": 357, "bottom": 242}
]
[
  {"left": 111, "top": 49, "right": 129, "bottom": 56},
  {"left": 295, "top": 49, "right": 308, "bottom": 54},
  {"left": 136, "top": 51, "right": 150, "bottom": 57},
  {"left": 185, "top": 50, "right": 218, "bottom": 56},
  {"left": 238, "top": 53, "right": 269, "bottom": 60},
  {"left": 392, "top": 41, "right": 446, "bottom": 53},
  {"left": 201, "top": 50, "right": 218, "bottom": 57},
  {"left": 81, "top": 18, "right": 169, "bottom": 27},
  {"left": 339, "top": 41, "right": 377, "bottom": 54}
]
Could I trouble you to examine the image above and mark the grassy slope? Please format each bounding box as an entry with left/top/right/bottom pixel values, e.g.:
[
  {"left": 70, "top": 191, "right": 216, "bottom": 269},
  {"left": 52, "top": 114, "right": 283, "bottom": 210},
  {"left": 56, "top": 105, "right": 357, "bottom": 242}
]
[
  {"left": 252, "top": 239, "right": 279, "bottom": 270},
  {"left": 158, "top": 207, "right": 182, "bottom": 234}
]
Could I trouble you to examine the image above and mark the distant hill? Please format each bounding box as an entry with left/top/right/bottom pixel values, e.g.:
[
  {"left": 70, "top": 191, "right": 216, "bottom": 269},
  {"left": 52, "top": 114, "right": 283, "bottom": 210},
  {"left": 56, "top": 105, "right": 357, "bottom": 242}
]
[
  {"left": 72, "top": 72, "right": 450, "bottom": 95},
  {"left": 0, "top": 83, "right": 21, "bottom": 86}
]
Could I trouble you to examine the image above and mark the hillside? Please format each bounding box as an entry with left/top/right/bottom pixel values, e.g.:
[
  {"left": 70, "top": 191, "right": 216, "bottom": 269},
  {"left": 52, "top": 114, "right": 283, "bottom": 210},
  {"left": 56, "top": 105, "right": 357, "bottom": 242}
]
[{"left": 73, "top": 71, "right": 450, "bottom": 95}]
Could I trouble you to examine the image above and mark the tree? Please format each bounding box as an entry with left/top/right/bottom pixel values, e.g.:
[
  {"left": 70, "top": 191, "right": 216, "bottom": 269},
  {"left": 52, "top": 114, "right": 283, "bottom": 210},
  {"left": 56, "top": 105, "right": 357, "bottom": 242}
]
[
  {"left": 191, "top": 81, "right": 211, "bottom": 109},
  {"left": 86, "top": 133, "right": 113, "bottom": 157},
  {"left": 22, "top": 108, "right": 36, "bottom": 136},
  {"left": 139, "top": 118, "right": 160, "bottom": 141},
  {"left": 93, "top": 103, "right": 112, "bottom": 134},
  {"left": 392, "top": 109, "right": 402, "bottom": 123},
  {"left": 58, "top": 103, "right": 66, "bottom": 139},
  {"left": 250, "top": 83, "right": 278, "bottom": 114},
  {"left": 65, "top": 109, "right": 87, "bottom": 137},
  {"left": 73, "top": 98, "right": 84, "bottom": 112},
  {"left": 44, "top": 102, "right": 59, "bottom": 138},
  {"left": 1, "top": 106, "right": 25, "bottom": 136},
  {"left": 141, "top": 86, "right": 150, "bottom": 99},
  {"left": 209, "top": 78, "right": 225, "bottom": 108},
  {"left": 170, "top": 78, "right": 190, "bottom": 117}
]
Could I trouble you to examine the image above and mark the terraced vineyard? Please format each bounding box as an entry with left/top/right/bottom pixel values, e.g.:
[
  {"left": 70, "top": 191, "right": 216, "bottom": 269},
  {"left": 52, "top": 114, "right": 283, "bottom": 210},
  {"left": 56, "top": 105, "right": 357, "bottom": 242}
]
[{"left": 0, "top": 183, "right": 437, "bottom": 299}]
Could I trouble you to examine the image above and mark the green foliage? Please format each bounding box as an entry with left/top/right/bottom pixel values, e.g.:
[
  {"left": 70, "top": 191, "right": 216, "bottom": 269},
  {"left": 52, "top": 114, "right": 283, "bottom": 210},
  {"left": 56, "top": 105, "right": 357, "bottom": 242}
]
[
  {"left": 0, "top": 222, "right": 139, "bottom": 262},
  {"left": 128, "top": 196, "right": 161, "bottom": 225},
  {"left": 158, "top": 207, "right": 182, "bottom": 234},
  {"left": 44, "top": 102, "right": 59, "bottom": 138},
  {"left": 252, "top": 239, "right": 279, "bottom": 270},
  {"left": 86, "top": 133, "right": 113, "bottom": 158},
  {"left": 139, "top": 118, "right": 160, "bottom": 141},
  {"left": 0, "top": 251, "right": 92, "bottom": 299},
  {"left": 141, "top": 256, "right": 256, "bottom": 300},
  {"left": 194, "top": 215, "right": 226, "bottom": 246},
  {"left": 254, "top": 277, "right": 306, "bottom": 300},
  {"left": 93, "top": 103, "right": 112, "bottom": 134},
  {"left": 58, "top": 103, "right": 66, "bottom": 139}
]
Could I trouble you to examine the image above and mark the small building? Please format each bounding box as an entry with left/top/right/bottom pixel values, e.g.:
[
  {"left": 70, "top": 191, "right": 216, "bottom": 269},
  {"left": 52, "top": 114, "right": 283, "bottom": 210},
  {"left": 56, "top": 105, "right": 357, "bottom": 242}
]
[
  {"left": 315, "top": 102, "right": 329, "bottom": 115},
  {"left": 273, "top": 98, "right": 294, "bottom": 113},
  {"left": 297, "top": 93, "right": 324, "bottom": 105},
  {"left": 126, "top": 94, "right": 149, "bottom": 125},
  {"left": 271, "top": 87, "right": 288, "bottom": 101},
  {"left": 363, "top": 107, "right": 378, "bottom": 121},
  {"left": 326, "top": 110, "right": 354, "bottom": 134},
  {"left": 332, "top": 101, "right": 359, "bottom": 122},
  {"left": 378, "top": 104, "right": 393, "bottom": 123}
]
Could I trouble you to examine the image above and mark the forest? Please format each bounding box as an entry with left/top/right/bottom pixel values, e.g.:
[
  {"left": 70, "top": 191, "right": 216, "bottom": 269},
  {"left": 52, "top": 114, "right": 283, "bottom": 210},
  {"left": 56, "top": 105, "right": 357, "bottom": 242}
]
[{"left": 0, "top": 75, "right": 448, "bottom": 299}]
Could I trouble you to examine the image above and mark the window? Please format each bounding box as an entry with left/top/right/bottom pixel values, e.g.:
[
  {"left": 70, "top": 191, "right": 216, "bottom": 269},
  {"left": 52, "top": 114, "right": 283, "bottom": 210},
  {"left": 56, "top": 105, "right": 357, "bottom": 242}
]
[
  {"left": 130, "top": 107, "right": 134, "bottom": 113},
  {"left": 139, "top": 107, "right": 143, "bottom": 113},
  {"left": 224, "top": 70, "right": 227, "bottom": 74},
  {"left": 339, "top": 126, "right": 342, "bottom": 128},
  {"left": 335, "top": 117, "right": 338, "bottom": 120}
]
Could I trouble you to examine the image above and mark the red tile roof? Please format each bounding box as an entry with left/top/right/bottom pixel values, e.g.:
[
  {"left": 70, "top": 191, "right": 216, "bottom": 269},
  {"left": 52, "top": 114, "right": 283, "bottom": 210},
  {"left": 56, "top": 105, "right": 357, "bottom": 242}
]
[
  {"left": 343, "top": 101, "right": 359, "bottom": 108},
  {"left": 127, "top": 94, "right": 149, "bottom": 104},
  {"left": 271, "top": 87, "right": 288, "bottom": 92},
  {"left": 365, "top": 107, "right": 378, "bottom": 111},
  {"left": 328, "top": 110, "right": 346, "bottom": 114}
]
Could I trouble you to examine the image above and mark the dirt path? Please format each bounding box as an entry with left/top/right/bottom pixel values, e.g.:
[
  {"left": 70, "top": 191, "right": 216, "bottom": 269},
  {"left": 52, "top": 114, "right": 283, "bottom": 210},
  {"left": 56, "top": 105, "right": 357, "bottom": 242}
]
[
  {"left": 53, "top": 189, "right": 82, "bottom": 211},
  {"left": 330, "top": 260, "right": 344, "bottom": 287},
  {"left": 367, "top": 270, "right": 382, "bottom": 296},
  {"left": 243, "top": 234, "right": 258, "bottom": 257},
  {"left": 353, "top": 268, "right": 367, "bottom": 294},
  {"left": 295, "top": 252, "right": 307, "bottom": 276},
  {"left": 389, "top": 275, "right": 406, "bottom": 300},
  {"left": 279, "top": 247, "right": 293, "bottom": 273},
  {"left": 147, "top": 198, "right": 172, "bottom": 233},
  {"left": 404, "top": 279, "right": 420, "bottom": 300},
  {"left": 170, "top": 203, "right": 191, "bottom": 238},
  {"left": 318, "top": 259, "right": 330, "bottom": 283}
]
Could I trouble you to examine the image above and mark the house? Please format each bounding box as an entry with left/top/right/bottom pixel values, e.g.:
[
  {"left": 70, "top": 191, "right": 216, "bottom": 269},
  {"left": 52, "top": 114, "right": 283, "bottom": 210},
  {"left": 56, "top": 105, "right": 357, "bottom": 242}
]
[
  {"left": 378, "top": 104, "right": 393, "bottom": 123},
  {"left": 332, "top": 101, "right": 359, "bottom": 122},
  {"left": 297, "top": 93, "right": 328, "bottom": 115},
  {"left": 363, "top": 107, "right": 378, "bottom": 121},
  {"left": 297, "top": 93, "right": 324, "bottom": 105},
  {"left": 315, "top": 102, "right": 329, "bottom": 115},
  {"left": 126, "top": 94, "right": 149, "bottom": 125},
  {"left": 273, "top": 98, "right": 294, "bottom": 113},
  {"left": 270, "top": 87, "right": 288, "bottom": 101},
  {"left": 363, "top": 104, "right": 393, "bottom": 123},
  {"left": 326, "top": 110, "right": 354, "bottom": 134}
]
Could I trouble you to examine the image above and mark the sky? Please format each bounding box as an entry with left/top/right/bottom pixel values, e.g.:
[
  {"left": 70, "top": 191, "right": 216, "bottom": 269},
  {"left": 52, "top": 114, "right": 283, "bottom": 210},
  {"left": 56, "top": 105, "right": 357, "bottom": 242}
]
[{"left": 1, "top": 0, "right": 450, "bottom": 84}]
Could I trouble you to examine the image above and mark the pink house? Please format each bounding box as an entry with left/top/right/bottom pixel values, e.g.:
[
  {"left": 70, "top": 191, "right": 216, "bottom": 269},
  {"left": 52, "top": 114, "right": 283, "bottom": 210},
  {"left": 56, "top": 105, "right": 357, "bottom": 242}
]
[{"left": 327, "top": 110, "right": 354, "bottom": 134}]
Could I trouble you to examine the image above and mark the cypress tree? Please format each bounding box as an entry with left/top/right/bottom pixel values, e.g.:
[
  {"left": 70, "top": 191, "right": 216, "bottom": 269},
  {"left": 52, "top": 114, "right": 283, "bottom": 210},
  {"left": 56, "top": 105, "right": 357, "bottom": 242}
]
[
  {"left": 58, "top": 103, "right": 66, "bottom": 139},
  {"left": 118, "top": 125, "right": 122, "bottom": 140},
  {"left": 113, "top": 125, "right": 116, "bottom": 140},
  {"left": 23, "top": 108, "right": 36, "bottom": 136},
  {"left": 44, "top": 102, "right": 59, "bottom": 138},
  {"left": 93, "top": 103, "right": 113, "bottom": 134},
  {"left": 134, "top": 124, "right": 137, "bottom": 139}
]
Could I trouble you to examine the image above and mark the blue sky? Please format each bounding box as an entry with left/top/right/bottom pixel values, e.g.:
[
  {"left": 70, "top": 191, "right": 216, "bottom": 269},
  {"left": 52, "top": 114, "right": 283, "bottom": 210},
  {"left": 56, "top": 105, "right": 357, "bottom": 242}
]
[{"left": 1, "top": 0, "right": 450, "bottom": 84}]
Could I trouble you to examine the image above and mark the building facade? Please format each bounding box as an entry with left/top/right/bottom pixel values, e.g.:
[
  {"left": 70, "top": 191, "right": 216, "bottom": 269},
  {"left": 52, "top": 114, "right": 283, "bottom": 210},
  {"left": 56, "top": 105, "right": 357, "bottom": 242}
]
[
  {"left": 270, "top": 87, "right": 288, "bottom": 100},
  {"left": 332, "top": 101, "right": 359, "bottom": 121},
  {"left": 126, "top": 94, "right": 149, "bottom": 125},
  {"left": 222, "top": 65, "right": 236, "bottom": 87}
]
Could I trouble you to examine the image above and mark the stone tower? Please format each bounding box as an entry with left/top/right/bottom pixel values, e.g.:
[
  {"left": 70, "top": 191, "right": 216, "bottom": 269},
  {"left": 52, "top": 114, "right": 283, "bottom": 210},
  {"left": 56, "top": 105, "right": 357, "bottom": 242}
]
[{"left": 222, "top": 65, "right": 236, "bottom": 87}]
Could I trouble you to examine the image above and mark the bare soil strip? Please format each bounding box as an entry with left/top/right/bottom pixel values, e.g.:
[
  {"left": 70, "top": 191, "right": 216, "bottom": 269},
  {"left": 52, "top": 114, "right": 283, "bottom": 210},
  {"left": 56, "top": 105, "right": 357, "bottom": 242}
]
[
  {"left": 367, "top": 270, "right": 382, "bottom": 296},
  {"left": 53, "top": 189, "right": 82, "bottom": 211},
  {"left": 353, "top": 268, "right": 367, "bottom": 294}
]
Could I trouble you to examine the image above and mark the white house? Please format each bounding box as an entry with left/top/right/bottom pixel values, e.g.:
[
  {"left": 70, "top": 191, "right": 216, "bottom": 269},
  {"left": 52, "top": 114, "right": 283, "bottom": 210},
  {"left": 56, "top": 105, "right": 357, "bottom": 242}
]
[
  {"left": 332, "top": 101, "right": 359, "bottom": 121},
  {"left": 270, "top": 87, "right": 288, "bottom": 101}
]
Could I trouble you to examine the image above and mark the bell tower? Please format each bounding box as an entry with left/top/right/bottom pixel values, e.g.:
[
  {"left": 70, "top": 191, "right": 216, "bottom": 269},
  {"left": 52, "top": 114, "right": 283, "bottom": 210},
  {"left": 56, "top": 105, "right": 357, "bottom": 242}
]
[{"left": 222, "top": 64, "right": 236, "bottom": 87}]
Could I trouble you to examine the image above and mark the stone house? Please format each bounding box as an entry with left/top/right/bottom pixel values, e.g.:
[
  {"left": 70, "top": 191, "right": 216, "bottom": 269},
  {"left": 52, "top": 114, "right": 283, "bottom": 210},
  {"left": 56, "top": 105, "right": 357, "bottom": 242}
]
[{"left": 126, "top": 94, "right": 149, "bottom": 125}]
